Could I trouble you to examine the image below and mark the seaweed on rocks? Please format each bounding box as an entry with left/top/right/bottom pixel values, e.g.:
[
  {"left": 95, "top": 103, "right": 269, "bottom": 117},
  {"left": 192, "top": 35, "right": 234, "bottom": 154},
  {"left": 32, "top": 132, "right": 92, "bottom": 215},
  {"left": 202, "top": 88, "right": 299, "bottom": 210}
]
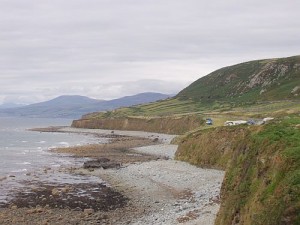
[{"left": 0, "top": 181, "right": 128, "bottom": 212}]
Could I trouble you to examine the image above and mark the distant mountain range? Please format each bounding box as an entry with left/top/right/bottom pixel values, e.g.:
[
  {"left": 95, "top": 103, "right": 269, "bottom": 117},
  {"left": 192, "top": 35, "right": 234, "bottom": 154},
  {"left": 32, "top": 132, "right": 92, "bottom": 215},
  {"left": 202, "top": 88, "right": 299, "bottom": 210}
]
[
  {"left": 0, "top": 92, "right": 171, "bottom": 118},
  {"left": 0, "top": 103, "right": 27, "bottom": 109}
]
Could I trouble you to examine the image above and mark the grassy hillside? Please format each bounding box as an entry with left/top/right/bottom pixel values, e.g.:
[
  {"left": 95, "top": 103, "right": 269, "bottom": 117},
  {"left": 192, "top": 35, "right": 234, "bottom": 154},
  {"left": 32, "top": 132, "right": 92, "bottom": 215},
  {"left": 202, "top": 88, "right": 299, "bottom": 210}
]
[
  {"left": 178, "top": 55, "right": 300, "bottom": 103},
  {"left": 176, "top": 116, "right": 300, "bottom": 225},
  {"left": 74, "top": 98, "right": 300, "bottom": 136},
  {"left": 77, "top": 55, "right": 300, "bottom": 123}
]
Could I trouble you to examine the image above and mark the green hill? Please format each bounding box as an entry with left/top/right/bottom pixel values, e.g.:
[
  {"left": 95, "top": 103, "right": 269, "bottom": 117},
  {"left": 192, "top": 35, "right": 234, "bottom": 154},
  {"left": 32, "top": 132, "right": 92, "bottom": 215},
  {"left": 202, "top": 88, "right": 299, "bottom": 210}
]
[
  {"left": 177, "top": 55, "right": 300, "bottom": 103},
  {"left": 73, "top": 55, "right": 300, "bottom": 134},
  {"left": 77, "top": 55, "right": 300, "bottom": 122}
]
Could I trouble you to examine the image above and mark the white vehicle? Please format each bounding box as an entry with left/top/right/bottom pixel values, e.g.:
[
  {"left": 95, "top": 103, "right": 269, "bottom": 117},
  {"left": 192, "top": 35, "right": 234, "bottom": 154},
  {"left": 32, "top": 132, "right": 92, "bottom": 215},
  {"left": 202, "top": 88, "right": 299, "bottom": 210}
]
[
  {"left": 263, "top": 117, "right": 274, "bottom": 123},
  {"left": 224, "top": 120, "right": 248, "bottom": 126}
]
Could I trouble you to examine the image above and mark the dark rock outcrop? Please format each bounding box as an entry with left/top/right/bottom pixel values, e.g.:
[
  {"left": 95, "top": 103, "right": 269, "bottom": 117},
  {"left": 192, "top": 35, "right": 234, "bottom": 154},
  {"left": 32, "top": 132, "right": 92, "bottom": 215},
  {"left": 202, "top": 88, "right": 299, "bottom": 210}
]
[{"left": 83, "top": 158, "right": 121, "bottom": 169}]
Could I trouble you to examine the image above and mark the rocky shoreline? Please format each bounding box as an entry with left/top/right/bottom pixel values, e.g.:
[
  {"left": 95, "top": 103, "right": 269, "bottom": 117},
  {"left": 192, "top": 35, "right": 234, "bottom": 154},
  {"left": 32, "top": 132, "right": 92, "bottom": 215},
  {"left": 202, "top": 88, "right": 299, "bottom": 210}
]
[{"left": 0, "top": 127, "right": 224, "bottom": 225}]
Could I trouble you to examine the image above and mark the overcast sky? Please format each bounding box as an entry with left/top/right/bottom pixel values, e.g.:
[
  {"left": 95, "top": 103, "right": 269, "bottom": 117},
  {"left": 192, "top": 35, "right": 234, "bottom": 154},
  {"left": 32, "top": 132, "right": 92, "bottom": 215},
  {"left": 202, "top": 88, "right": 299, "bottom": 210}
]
[{"left": 1, "top": 0, "right": 300, "bottom": 104}]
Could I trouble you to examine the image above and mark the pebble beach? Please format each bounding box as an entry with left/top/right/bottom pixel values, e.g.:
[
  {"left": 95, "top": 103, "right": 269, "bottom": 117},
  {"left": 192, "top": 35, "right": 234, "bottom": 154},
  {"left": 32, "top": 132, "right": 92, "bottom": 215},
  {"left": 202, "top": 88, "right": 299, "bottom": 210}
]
[{"left": 0, "top": 127, "right": 224, "bottom": 225}]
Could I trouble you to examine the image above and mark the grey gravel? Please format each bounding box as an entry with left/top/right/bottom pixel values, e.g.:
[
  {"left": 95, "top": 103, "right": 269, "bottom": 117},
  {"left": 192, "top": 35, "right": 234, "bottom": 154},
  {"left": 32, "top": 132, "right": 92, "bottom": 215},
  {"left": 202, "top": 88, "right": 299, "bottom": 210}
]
[{"left": 61, "top": 127, "right": 225, "bottom": 225}]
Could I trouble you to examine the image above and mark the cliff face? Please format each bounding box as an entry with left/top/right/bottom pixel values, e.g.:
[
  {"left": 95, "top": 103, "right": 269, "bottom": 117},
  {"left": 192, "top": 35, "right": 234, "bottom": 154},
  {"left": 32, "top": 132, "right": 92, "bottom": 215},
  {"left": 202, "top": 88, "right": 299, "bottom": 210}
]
[
  {"left": 176, "top": 116, "right": 300, "bottom": 225},
  {"left": 175, "top": 126, "right": 252, "bottom": 169},
  {"left": 72, "top": 115, "right": 204, "bottom": 135}
]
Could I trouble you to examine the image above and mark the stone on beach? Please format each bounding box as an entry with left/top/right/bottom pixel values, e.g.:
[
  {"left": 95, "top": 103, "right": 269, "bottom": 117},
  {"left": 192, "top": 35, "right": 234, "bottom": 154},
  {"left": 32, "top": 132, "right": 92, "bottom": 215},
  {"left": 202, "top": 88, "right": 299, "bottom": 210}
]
[
  {"left": 61, "top": 186, "right": 71, "bottom": 193},
  {"left": 83, "top": 208, "right": 94, "bottom": 215},
  {"left": 0, "top": 176, "right": 7, "bottom": 182},
  {"left": 83, "top": 158, "right": 121, "bottom": 169},
  {"left": 51, "top": 188, "right": 60, "bottom": 196}
]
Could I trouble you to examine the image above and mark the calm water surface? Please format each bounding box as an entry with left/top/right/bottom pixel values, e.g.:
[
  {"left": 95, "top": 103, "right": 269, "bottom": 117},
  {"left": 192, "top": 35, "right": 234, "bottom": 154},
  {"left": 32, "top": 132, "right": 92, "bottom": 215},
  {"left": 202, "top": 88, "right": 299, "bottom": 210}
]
[{"left": 0, "top": 117, "right": 105, "bottom": 204}]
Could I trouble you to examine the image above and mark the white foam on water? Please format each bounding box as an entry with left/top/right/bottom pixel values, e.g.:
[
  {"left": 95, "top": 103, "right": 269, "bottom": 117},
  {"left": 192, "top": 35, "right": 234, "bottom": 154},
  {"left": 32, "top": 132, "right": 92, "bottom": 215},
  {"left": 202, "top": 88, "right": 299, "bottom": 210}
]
[
  {"left": 16, "top": 151, "right": 26, "bottom": 155},
  {"left": 50, "top": 164, "right": 61, "bottom": 168},
  {"left": 16, "top": 162, "right": 31, "bottom": 165},
  {"left": 40, "top": 150, "right": 52, "bottom": 155},
  {"left": 56, "top": 158, "right": 73, "bottom": 165},
  {"left": 58, "top": 142, "right": 70, "bottom": 146},
  {"left": 11, "top": 168, "right": 28, "bottom": 173}
]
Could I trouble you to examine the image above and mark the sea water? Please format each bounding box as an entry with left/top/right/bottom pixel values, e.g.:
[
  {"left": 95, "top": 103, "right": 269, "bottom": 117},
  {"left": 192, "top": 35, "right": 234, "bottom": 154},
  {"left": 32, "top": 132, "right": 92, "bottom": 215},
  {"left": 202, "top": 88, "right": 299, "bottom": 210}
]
[{"left": 0, "top": 117, "right": 105, "bottom": 204}]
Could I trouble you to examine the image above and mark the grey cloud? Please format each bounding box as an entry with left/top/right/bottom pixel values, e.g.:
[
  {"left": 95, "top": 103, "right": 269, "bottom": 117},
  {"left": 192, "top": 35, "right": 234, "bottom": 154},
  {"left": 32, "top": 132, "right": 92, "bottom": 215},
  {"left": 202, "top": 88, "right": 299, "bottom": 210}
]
[
  {"left": 0, "top": 79, "right": 187, "bottom": 104},
  {"left": 0, "top": 0, "right": 300, "bottom": 103}
]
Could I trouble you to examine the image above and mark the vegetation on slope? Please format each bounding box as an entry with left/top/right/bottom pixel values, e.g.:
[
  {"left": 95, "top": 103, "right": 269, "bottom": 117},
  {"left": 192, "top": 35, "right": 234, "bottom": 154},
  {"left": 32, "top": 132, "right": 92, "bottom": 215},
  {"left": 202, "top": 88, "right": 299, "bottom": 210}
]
[
  {"left": 76, "top": 55, "right": 300, "bottom": 124},
  {"left": 74, "top": 97, "right": 300, "bottom": 136},
  {"left": 178, "top": 55, "right": 300, "bottom": 103},
  {"left": 175, "top": 126, "right": 252, "bottom": 169},
  {"left": 82, "top": 98, "right": 213, "bottom": 118},
  {"left": 176, "top": 116, "right": 300, "bottom": 225}
]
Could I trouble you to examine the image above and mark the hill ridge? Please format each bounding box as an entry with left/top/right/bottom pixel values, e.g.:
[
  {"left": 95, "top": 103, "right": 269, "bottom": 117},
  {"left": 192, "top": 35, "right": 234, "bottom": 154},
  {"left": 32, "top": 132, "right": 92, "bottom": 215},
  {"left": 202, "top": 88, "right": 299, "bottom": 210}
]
[
  {"left": 0, "top": 92, "right": 171, "bottom": 118},
  {"left": 177, "top": 55, "right": 300, "bottom": 102}
]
